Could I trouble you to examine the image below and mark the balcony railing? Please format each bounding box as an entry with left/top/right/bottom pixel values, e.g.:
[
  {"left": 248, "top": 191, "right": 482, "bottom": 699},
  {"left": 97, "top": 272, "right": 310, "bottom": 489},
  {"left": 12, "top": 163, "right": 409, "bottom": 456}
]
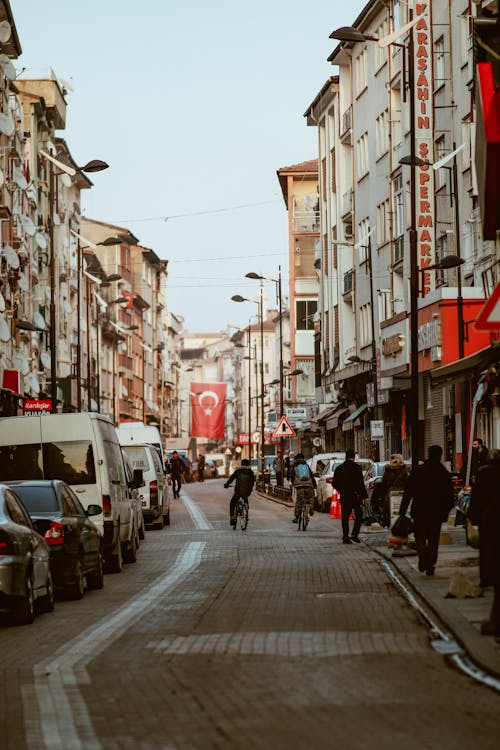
[
  {"left": 341, "top": 189, "right": 353, "bottom": 218},
  {"left": 394, "top": 235, "right": 404, "bottom": 264},
  {"left": 340, "top": 107, "right": 352, "bottom": 142},
  {"left": 292, "top": 194, "right": 319, "bottom": 233},
  {"left": 343, "top": 269, "right": 354, "bottom": 297}
]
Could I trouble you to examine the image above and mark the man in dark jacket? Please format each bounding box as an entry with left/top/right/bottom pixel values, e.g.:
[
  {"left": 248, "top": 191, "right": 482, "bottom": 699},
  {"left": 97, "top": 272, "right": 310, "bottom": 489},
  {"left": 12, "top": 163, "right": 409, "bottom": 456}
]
[
  {"left": 197, "top": 453, "right": 205, "bottom": 482},
  {"left": 471, "top": 437, "right": 489, "bottom": 484},
  {"left": 224, "top": 459, "right": 255, "bottom": 528},
  {"left": 332, "top": 448, "right": 368, "bottom": 544},
  {"left": 399, "top": 445, "right": 454, "bottom": 576},
  {"left": 169, "top": 451, "right": 185, "bottom": 498},
  {"left": 469, "top": 449, "right": 500, "bottom": 639}
]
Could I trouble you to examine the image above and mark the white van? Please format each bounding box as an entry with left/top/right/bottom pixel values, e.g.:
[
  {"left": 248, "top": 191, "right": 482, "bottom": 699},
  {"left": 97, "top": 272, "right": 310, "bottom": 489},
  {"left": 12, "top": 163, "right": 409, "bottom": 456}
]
[
  {"left": 120, "top": 443, "right": 171, "bottom": 529},
  {"left": 116, "top": 422, "right": 166, "bottom": 471},
  {"left": 0, "top": 413, "right": 138, "bottom": 573}
]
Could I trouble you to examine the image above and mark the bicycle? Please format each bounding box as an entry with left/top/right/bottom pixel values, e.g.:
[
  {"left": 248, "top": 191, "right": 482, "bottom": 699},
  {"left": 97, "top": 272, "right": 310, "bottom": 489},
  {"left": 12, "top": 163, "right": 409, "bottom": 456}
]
[
  {"left": 296, "top": 486, "right": 311, "bottom": 531},
  {"left": 234, "top": 496, "right": 249, "bottom": 531}
]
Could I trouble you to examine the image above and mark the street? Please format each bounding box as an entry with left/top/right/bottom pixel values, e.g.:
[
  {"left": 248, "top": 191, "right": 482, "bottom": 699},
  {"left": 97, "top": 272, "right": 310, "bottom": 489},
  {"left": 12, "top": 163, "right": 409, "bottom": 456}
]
[{"left": 1, "top": 479, "right": 499, "bottom": 750}]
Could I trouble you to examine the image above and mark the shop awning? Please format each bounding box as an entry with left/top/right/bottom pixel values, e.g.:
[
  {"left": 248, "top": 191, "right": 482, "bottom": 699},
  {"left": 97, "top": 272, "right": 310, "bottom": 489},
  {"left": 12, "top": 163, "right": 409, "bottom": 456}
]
[
  {"left": 314, "top": 403, "right": 340, "bottom": 424},
  {"left": 342, "top": 403, "right": 368, "bottom": 431},
  {"left": 326, "top": 407, "right": 349, "bottom": 430},
  {"left": 430, "top": 344, "right": 500, "bottom": 386}
]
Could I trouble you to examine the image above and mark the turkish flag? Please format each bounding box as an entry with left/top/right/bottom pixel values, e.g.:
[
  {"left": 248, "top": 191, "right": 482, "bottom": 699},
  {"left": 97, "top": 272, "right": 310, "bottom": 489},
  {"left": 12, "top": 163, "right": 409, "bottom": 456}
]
[{"left": 190, "top": 382, "right": 227, "bottom": 439}]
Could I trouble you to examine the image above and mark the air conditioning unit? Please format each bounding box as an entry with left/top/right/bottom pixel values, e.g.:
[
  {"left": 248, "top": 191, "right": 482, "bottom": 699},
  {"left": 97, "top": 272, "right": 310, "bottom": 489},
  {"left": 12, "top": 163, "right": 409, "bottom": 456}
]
[{"left": 344, "top": 223, "right": 353, "bottom": 239}]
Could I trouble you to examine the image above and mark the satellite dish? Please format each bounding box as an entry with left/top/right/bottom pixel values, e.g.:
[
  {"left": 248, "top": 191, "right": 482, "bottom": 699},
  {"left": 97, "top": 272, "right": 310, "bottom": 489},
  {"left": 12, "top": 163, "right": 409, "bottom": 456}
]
[
  {"left": 35, "top": 232, "right": 48, "bottom": 250},
  {"left": 0, "top": 111, "right": 14, "bottom": 136},
  {"left": 41, "top": 351, "right": 51, "bottom": 369},
  {"left": 0, "top": 54, "right": 16, "bottom": 81},
  {"left": 33, "top": 312, "right": 47, "bottom": 330},
  {"left": 61, "top": 172, "right": 72, "bottom": 188},
  {"left": 18, "top": 272, "right": 29, "bottom": 291},
  {"left": 30, "top": 372, "right": 40, "bottom": 395},
  {"left": 13, "top": 353, "right": 30, "bottom": 375},
  {"left": 2, "top": 244, "right": 19, "bottom": 269},
  {"left": 21, "top": 216, "right": 36, "bottom": 236},
  {"left": 0, "top": 314, "right": 10, "bottom": 343},
  {"left": 0, "top": 20, "right": 12, "bottom": 43},
  {"left": 0, "top": 291, "right": 4, "bottom": 312},
  {"left": 13, "top": 168, "right": 27, "bottom": 190}
]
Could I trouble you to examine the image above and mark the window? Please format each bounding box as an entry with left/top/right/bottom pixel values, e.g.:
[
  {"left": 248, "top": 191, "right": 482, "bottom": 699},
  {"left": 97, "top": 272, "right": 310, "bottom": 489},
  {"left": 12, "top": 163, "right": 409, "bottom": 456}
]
[
  {"left": 377, "top": 200, "right": 390, "bottom": 246},
  {"left": 359, "top": 303, "right": 372, "bottom": 347},
  {"left": 376, "top": 110, "right": 389, "bottom": 158},
  {"left": 392, "top": 175, "right": 404, "bottom": 239},
  {"left": 374, "top": 19, "right": 389, "bottom": 70},
  {"left": 391, "top": 84, "right": 402, "bottom": 146},
  {"left": 0, "top": 444, "right": 43, "bottom": 481},
  {"left": 6, "top": 492, "right": 33, "bottom": 528},
  {"left": 434, "top": 36, "right": 445, "bottom": 90},
  {"left": 434, "top": 136, "right": 447, "bottom": 191},
  {"left": 357, "top": 218, "right": 370, "bottom": 263},
  {"left": 354, "top": 49, "right": 368, "bottom": 96},
  {"left": 461, "top": 119, "right": 471, "bottom": 171},
  {"left": 43, "top": 442, "right": 97, "bottom": 485},
  {"left": 460, "top": 12, "right": 472, "bottom": 67},
  {"left": 296, "top": 299, "right": 317, "bottom": 330},
  {"left": 356, "top": 132, "right": 369, "bottom": 178}
]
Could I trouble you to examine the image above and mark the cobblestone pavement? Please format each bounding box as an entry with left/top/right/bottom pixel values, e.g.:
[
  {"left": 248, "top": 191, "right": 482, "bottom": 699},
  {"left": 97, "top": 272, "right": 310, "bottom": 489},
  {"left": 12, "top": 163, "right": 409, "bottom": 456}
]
[{"left": 1, "top": 479, "right": 499, "bottom": 750}]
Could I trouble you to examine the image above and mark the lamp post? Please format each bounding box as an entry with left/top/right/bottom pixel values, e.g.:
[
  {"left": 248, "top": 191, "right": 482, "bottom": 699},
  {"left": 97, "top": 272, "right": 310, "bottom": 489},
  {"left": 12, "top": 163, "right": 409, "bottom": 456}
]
[
  {"left": 331, "top": 15, "right": 419, "bottom": 469},
  {"left": 45, "top": 151, "right": 109, "bottom": 413},
  {"left": 231, "top": 292, "right": 265, "bottom": 478}
]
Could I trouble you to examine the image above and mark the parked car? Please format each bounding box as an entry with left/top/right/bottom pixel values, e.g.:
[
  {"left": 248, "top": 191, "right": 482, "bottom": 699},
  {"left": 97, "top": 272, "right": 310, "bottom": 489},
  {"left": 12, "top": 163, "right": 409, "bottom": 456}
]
[
  {"left": 365, "top": 461, "right": 388, "bottom": 499},
  {"left": 307, "top": 452, "right": 349, "bottom": 478},
  {"left": 6, "top": 480, "right": 104, "bottom": 600},
  {"left": 121, "top": 443, "right": 170, "bottom": 529},
  {"left": 0, "top": 484, "right": 54, "bottom": 624},
  {"left": 249, "top": 456, "right": 276, "bottom": 482},
  {"left": 116, "top": 422, "right": 167, "bottom": 472},
  {"left": 316, "top": 458, "right": 375, "bottom": 513},
  {"left": 0, "top": 413, "right": 137, "bottom": 574}
]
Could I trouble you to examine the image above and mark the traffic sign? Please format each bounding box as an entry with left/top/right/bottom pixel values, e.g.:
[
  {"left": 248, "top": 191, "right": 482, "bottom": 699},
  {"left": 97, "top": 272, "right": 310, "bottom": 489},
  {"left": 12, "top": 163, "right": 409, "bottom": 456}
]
[
  {"left": 475, "top": 282, "right": 500, "bottom": 331},
  {"left": 272, "top": 415, "right": 296, "bottom": 438}
]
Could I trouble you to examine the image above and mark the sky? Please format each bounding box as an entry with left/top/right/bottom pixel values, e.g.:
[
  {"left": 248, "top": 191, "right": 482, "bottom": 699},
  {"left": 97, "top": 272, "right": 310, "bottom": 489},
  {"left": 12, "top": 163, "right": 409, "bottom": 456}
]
[{"left": 13, "top": 0, "right": 367, "bottom": 332}]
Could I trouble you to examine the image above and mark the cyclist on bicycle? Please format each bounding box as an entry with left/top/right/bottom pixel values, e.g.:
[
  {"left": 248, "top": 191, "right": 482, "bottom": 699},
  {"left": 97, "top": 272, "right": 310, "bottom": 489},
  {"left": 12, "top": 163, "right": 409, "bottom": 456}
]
[
  {"left": 290, "top": 453, "right": 316, "bottom": 523},
  {"left": 224, "top": 458, "right": 255, "bottom": 528}
]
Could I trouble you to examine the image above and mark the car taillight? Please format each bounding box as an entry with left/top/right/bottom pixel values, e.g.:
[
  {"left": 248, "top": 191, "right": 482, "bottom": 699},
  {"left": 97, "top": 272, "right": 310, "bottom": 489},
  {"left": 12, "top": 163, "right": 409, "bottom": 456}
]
[
  {"left": 150, "top": 480, "right": 158, "bottom": 503},
  {"left": 0, "top": 529, "right": 13, "bottom": 555},
  {"left": 102, "top": 494, "right": 112, "bottom": 516},
  {"left": 44, "top": 521, "right": 64, "bottom": 546}
]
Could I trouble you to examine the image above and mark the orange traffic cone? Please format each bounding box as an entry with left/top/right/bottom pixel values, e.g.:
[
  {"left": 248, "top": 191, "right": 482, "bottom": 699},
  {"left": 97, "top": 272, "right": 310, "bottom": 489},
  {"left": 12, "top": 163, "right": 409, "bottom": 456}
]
[{"left": 329, "top": 492, "right": 342, "bottom": 519}]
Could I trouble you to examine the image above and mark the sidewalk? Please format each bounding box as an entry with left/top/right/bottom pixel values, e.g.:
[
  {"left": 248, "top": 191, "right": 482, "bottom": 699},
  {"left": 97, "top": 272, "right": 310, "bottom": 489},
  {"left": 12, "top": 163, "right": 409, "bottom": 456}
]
[{"left": 364, "top": 524, "right": 500, "bottom": 680}]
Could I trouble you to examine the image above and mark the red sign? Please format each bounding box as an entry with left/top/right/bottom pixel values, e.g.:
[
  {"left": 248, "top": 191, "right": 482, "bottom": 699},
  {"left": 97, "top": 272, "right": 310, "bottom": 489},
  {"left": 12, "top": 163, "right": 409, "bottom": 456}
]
[
  {"left": 23, "top": 398, "right": 52, "bottom": 413},
  {"left": 475, "top": 281, "right": 500, "bottom": 331},
  {"left": 190, "top": 382, "right": 226, "bottom": 439}
]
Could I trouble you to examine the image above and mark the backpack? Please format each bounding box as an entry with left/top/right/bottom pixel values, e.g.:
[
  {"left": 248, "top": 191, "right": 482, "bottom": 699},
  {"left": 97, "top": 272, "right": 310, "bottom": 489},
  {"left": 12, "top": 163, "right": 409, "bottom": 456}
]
[{"left": 295, "top": 462, "right": 311, "bottom": 483}]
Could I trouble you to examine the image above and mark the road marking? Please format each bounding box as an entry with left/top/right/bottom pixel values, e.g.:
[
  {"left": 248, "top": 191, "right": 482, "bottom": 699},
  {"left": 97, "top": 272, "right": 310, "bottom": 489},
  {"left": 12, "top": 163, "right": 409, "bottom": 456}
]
[
  {"left": 146, "top": 630, "right": 426, "bottom": 657},
  {"left": 23, "top": 541, "right": 206, "bottom": 750},
  {"left": 180, "top": 489, "right": 213, "bottom": 530}
]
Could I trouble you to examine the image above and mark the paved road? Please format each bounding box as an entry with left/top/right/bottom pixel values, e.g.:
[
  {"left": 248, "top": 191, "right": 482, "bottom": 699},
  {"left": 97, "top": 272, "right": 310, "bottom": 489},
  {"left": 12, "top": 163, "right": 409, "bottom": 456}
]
[{"left": 1, "top": 479, "right": 498, "bottom": 750}]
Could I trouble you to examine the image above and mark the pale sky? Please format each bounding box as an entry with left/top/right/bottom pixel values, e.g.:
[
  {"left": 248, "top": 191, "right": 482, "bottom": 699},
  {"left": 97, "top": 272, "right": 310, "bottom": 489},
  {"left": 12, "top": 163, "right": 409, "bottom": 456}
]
[{"left": 13, "top": 0, "right": 367, "bottom": 331}]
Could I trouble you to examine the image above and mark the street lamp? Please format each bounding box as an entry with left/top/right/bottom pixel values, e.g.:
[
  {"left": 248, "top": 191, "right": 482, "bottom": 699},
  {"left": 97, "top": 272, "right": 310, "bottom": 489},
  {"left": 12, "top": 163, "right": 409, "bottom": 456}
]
[
  {"left": 231, "top": 291, "right": 265, "bottom": 478},
  {"left": 45, "top": 151, "right": 109, "bottom": 413},
  {"left": 331, "top": 15, "right": 419, "bottom": 470}
]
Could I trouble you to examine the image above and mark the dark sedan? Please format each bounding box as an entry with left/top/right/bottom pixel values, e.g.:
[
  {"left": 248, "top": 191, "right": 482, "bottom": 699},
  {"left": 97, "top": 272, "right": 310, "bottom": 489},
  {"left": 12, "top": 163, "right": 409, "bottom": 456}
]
[
  {"left": 0, "top": 484, "right": 54, "bottom": 624},
  {"left": 6, "top": 480, "right": 103, "bottom": 600}
]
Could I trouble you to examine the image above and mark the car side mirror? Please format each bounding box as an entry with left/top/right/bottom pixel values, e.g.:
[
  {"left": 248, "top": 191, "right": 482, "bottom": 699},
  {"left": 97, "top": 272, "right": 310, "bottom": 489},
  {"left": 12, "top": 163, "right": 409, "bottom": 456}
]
[{"left": 86, "top": 504, "right": 102, "bottom": 517}]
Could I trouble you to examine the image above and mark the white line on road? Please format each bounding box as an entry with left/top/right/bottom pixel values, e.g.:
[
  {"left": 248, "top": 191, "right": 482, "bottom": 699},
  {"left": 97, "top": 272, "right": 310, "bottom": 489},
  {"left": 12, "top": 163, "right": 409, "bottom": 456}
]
[
  {"left": 180, "top": 489, "right": 214, "bottom": 530},
  {"left": 23, "top": 541, "right": 206, "bottom": 750}
]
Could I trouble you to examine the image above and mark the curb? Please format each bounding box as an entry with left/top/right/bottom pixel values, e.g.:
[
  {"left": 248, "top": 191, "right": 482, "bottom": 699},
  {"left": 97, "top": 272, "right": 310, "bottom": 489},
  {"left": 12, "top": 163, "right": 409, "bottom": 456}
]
[{"left": 376, "top": 546, "right": 500, "bottom": 680}]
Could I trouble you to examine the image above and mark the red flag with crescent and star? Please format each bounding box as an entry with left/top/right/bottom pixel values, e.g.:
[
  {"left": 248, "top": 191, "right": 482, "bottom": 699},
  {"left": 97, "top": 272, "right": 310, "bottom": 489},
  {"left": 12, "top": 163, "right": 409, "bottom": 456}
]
[{"left": 190, "top": 382, "right": 227, "bottom": 439}]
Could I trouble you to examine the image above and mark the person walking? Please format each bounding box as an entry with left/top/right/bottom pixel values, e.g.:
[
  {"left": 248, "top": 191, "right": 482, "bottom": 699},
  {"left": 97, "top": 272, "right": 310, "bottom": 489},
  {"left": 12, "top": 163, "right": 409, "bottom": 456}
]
[
  {"left": 399, "top": 445, "right": 454, "bottom": 576},
  {"left": 471, "top": 437, "right": 489, "bottom": 484},
  {"left": 290, "top": 452, "right": 316, "bottom": 522},
  {"left": 275, "top": 450, "right": 284, "bottom": 487},
  {"left": 375, "top": 454, "right": 409, "bottom": 527},
  {"left": 469, "top": 449, "right": 500, "bottom": 639},
  {"left": 224, "top": 458, "right": 255, "bottom": 528},
  {"left": 197, "top": 453, "right": 205, "bottom": 482},
  {"left": 332, "top": 448, "right": 368, "bottom": 544},
  {"left": 170, "top": 450, "right": 185, "bottom": 498}
]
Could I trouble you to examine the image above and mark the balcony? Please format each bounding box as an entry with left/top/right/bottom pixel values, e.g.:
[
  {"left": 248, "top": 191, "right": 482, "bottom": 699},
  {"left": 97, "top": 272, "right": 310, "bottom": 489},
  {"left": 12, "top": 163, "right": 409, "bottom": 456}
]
[
  {"left": 340, "top": 107, "right": 352, "bottom": 144},
  {"left": 292, "top": 194, "right": 319, "bottom": 234},
  {"left": 341, "top": 189, "right": 353, "bottom": 219},
  {"left": 393, "top": 236, "right": 404, "bottom": 268}
]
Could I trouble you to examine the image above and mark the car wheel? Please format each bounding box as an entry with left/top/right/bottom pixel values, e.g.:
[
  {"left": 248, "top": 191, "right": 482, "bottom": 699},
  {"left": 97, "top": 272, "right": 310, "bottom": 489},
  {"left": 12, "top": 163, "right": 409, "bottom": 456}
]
[
  {"left": 13, "top": 572, "right": 35, "bottom": 625},
  {"left": 66, "top": 558, "right": 85, "bottom": 600},
  {"left": 105, "top": 536, "right": 123, "bottom": 574},
  {"left": 41, "top": 571, "right": 55, "bottom": 613},
  {"left": 86, "top": 551, "right": 104, "bottom": 590}
]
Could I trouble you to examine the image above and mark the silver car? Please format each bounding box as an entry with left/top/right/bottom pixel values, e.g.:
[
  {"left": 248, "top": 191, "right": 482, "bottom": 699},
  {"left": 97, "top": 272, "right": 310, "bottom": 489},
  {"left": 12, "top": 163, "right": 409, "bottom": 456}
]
[{"left": 0, "top": 484, "right": 54, "bottom": 624}]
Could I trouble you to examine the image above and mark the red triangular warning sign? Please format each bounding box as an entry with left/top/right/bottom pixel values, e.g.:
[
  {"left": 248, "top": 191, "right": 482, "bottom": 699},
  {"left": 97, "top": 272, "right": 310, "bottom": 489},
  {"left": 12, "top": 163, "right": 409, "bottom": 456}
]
[
  {"left": 475, "top": 282, "right": 500, "bottom": 331},
  {"left": 272, "top": 415, "right": 296, "bottom": 438}
]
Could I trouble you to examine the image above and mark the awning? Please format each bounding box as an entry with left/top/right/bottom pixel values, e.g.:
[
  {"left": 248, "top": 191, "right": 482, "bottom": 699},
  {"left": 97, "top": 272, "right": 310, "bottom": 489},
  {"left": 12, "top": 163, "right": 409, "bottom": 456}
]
[
  {"left": 314, "top": 403, "right": 340, "bottom": 424},
  {"left": 326, "top": 407, "right": 349, "bottom": 430},
  {"left": 430, "top": 344, "right": 500, "bottom": 386},
  {"left": 342, "top": 403, "right": 368, "bottom": 431}
]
